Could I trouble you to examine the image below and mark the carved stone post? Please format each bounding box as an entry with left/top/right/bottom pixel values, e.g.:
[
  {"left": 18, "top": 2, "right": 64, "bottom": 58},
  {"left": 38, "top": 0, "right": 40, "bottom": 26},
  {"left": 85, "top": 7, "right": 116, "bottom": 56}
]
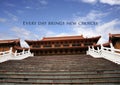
[
  {"left": 97, "top": 47, "right": 100, "bottom": 52},
  {"left": 15, "top": 50, "right": 17, "bottom": 56},
  {"left": 110, "top": 43, "right": 114, "bottom": 53},
  {"left": 22, "top": 49, "right": 25, "bottom": 55},
  {"left": 92, "top": 46, "right": 94, "bottom": 52},
  {"left": 87, "top": 46, "right": 90, "bottom": 55},
  {"left": 9, "top": 47, "right": 12, "bottom": 55},
  {"left": 28, "top": 48, "right": 30, "bottom": 53},
  {"left": 88, "top": 46, "right": 90, "bottom": 51},
  {"left": 101, "top": 44, "right": 103, "bottom": 51}
]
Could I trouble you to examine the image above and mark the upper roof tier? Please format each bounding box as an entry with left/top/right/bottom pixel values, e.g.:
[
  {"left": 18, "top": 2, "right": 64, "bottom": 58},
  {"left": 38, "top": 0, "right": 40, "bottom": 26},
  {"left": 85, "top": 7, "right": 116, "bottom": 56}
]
[
  {"left": 25, "top": 35, "right": 101, "bottom": 43},
  {"left": 42, "top": 35, "right": 84, "bottom": 41},
  {"left": 0, "top": 39, "right": 20, "bottom": 44}
]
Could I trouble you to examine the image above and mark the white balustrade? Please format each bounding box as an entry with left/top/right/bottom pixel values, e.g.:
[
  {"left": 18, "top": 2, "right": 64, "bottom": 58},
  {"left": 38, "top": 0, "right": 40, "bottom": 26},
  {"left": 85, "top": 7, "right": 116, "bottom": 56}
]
[
  {"left": 87, "top": 43, "right": 120, "bottom": 64},
  {"left": 0, "top": 48, "right": 34, "bottom": 63}
]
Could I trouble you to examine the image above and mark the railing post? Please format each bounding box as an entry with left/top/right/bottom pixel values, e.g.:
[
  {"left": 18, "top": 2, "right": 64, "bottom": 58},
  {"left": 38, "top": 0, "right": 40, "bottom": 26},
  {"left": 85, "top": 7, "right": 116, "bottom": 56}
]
[
  {"left": 97, "top": 47, "right": 100, "bottom": 52},
  {"left": 87, "top": 46, "right": 90, "bottom": 55},
  {"left": 101, "top": 44, "right": 103, "bottom": 51},
  {"left": 92, "top": 46, "right": 94, "bottom": 52},
  {"left": 9, "top": 47, "right": 12, "bottom": 55},
  {"left": 14, "top": 50, "right": 17, "bottom": 56},
  {"left": 88, "top": 46, "right": 90, "bottom": 51},
  {"left": 110, "top": 43, "right": 114, "bottom": 53},
  {"left": 28, "top": 48, "right": 30, "bottom": 54},
  {"left": 22, "top": 49, "right": 25, "bottom": 55}
]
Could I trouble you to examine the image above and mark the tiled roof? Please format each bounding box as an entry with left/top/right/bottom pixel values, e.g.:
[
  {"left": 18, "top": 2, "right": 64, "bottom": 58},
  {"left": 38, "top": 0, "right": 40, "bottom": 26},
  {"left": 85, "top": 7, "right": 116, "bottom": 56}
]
[
  {"left": 0, "top": 39, "right": 20, "bottom": 44},
  {"left": 109, "top": 33, "right": 120, "bottom": 38},
  {"left": 42, "top": 35, "right": 84, "bottom": 41},
  {"left": 25, "top": 35, "right": 101, "bottom": 42}
]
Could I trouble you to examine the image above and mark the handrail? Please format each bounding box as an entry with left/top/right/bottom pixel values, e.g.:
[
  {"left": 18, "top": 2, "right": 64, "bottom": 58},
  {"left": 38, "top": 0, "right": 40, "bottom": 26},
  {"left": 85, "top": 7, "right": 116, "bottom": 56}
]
[
  {"left": 0, "top": 48, "right": 34, "bottom": 63},
  {"left": 87, "top": 43, "right": 120, "bottom": 64}
]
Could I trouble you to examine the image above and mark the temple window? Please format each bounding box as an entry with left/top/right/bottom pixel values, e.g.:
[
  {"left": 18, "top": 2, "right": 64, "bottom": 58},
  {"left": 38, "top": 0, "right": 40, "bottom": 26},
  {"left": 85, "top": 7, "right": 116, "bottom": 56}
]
[
  {"left": 52, "top": 42, "right": 54, "bottom": 44},
  {"left": 43, "top": 44, "right": 52, "bottom": 48},
  {"left": 56, "top": 42, "right": 59, "bottom": 44},
  {"left": 69, "top": 41, "right": 72, "bottom": 43},
  {"left": 55, "top": 44, "right": 61, "bottom": 47},
  {"left": 60, "top": 41, "right": 63, "bottom": 44},
  {"left": 84, "top": 43, "right": 91, "bottom": 46},
  {"left": 77, "top": 41, "right": 79, "bottom": 43},
  {"left": 72, "top": 43, "right": 80, "bottom": 47},
  {"left": 48, "top": 41, "right": 51, "bottom": 44},
  {"left": 63, "top": 44, "right": 69, "bottom": 47},
  {"left": 33, "top": 45, "right": 40, "bottom": 48}
]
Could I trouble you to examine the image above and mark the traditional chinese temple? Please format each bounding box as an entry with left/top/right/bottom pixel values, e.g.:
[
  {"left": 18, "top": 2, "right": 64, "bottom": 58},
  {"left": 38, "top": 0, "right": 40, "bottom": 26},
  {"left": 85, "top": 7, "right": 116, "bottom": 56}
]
[
  {"left": 0, "top": 34, "right": 120, "bottom": 56},
  {"left": 0, "top": 39, "right": 20, "bottom": 52},
  {"left": 25, "top": 35, "right": 101, "bottom": 56}
]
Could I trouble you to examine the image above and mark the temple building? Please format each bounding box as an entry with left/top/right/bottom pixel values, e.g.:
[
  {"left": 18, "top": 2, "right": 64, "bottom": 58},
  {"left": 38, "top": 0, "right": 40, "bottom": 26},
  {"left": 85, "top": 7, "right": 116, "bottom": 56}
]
[
  {"left": 109, "top": 33, "right": 120, "bottom": 49},
  {"left": 0, "top": 34, "right": 119, "bottom": 56},
  {"left": 0, "top": 39, "right": 20, "bottom": 52},
  {"left": 25, "top": 35, "right": 101, "bottom": 56}
]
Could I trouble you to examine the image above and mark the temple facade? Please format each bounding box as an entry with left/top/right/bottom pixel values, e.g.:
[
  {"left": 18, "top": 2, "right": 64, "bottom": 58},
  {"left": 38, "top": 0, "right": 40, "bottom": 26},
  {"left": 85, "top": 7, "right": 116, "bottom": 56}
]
[
  {"left": 0, "top": 39, "right": 20, "bottom": 52},
  {"left": 109, "top": 33, "right": 120, "bottom": 49},
  {"left": 25, "top": 35, "right": 101, "bottom": 56}
]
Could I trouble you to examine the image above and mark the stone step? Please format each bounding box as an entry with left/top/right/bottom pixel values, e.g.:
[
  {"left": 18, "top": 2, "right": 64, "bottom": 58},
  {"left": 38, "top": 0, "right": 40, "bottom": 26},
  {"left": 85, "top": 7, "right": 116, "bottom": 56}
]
[
  {"left": 0, "top": 83, "right": 120, "bottom": 85},
  {"left": 0, "top": 75, "right": 120, "bottom": 80},
  {"left": 0, "top": 67, "right": 119, "bottom": 72},
  {"left": 0, "top": 70, "right": 120, "bottom": 75},
  {"left": 0, "top": 72, "right": 120, "bottom": 79},
  {"left": 0, "top": 77, "right": 120, "bottom": 84}
]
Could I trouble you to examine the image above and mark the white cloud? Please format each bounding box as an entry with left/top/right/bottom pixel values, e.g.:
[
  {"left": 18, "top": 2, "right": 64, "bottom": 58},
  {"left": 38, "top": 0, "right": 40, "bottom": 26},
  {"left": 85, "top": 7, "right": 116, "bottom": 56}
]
[
  {"left": 81, "top": 0, "right": 120, "bottom": 5},
  {"left": 35, "top": 26, "right": 76, "bottom": 38},
  {"left": 11, "top": 27, "right": 39, "bottom": 39},
  {"left": 11, "top": 27, "right": 30, "bottom": 37},
  {"left": 81, "top": 0, "right": 97, "bottom": 4},
  {"left": 73, "top": 10, "right": 108, "bottom": 22},
  {"left": 35, "top": 27, "right": 56, "bottom": 38},
  {"left": 100, "top": 0, "right": 120, "bottom": 5},
  {"left": 17, "top": 10, "right": 24, "bottom": 14},
  {"left": 38, "top": 0, "right": 48, "bottom": 5},
  {"left": 24, "top": 0, "right": 48, "bottom": 10},
  {"left": 25, "top": 6, "right": 32, "bottom": 9},
  {"left": 69, "top": 0, "right": 97, "bottom": 4},
  {"left": 72, "top": 10, "right": 120, "bottom": 44},
  {"left": 0, "top": 18, "right": 7, "bottom": 22}
]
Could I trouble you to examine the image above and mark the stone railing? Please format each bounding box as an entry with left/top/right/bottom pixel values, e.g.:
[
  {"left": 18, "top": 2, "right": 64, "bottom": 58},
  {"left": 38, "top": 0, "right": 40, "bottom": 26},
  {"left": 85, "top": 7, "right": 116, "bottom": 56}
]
[
  {"left": 87, "top": 43, "right": 120, "bottom": 65},
  {"left": 0, "top": 47, "right": 34, "bottom": 63}
]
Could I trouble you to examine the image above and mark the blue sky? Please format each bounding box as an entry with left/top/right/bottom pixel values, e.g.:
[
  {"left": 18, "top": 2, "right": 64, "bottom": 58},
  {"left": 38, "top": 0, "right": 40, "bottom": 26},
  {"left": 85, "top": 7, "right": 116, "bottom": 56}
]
[{"left": 0, "top": 0, "right": 120, "bottom": 47}]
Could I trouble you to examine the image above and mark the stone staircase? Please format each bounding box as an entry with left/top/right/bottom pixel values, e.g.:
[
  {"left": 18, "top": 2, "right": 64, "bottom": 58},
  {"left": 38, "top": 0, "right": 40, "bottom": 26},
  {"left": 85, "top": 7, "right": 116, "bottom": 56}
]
[{"left": 0, "top": 55, "right": 120, "bottom": 85}]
